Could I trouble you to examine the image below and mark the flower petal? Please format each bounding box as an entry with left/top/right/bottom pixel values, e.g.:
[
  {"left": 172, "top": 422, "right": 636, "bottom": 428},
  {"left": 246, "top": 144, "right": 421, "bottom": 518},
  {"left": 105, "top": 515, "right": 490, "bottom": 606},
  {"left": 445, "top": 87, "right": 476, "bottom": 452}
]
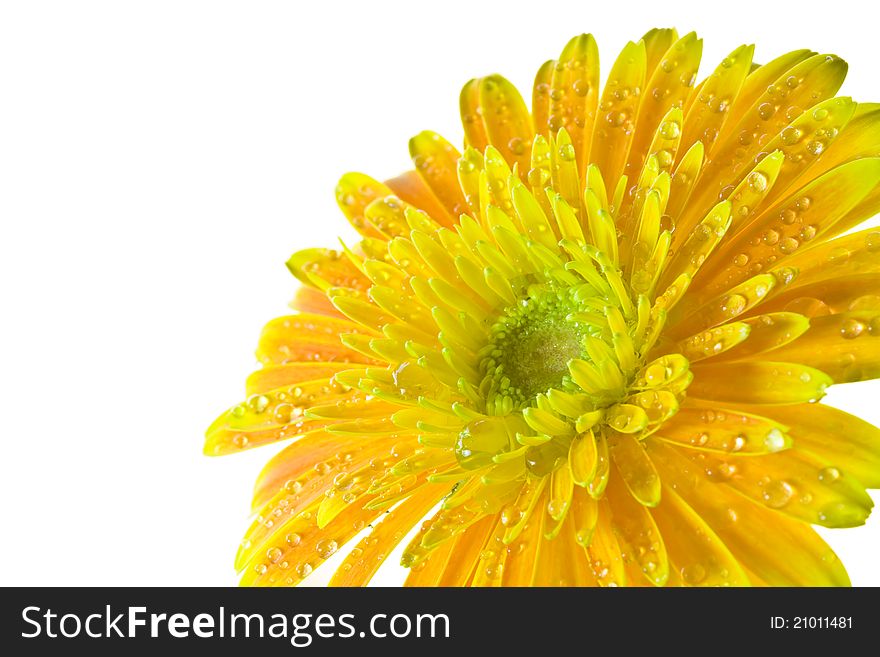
[
  {"left": 408, "top": 131, "right": 469, "bottom": 221},
  {"left": 691, "top": 158, "right": 880, "bottom": 306},
  {"left": 605, "top": 472, "right": 669, "bottom": 585},
  {"left": 532, "top": 513, "right": 594, "bottom": 585},
  {"left": 610, "top": 434, "right": 661, "bottom": 506},
  {"left": 709, "top": 312, "right": 810, "bottom": 362},
  {"left": 335, "top": 173, "right": 395, "bottom": 239},
  {"left": 329, "top": 484, "right": 446, "bottom": 587},
  {"left": 647, "top": 440, "right": 850, "bottom": 585},
  {"left": 256, "top": 314, "right": 379, "bottom": 366},
  {"left": 651, "top": 484, "right": 750, "bottom": 586},
  {"left": 625, "top": 32, "right": 702, "bottom": 181},
  {"left": 589, "top": 40, "right": 646, "bottom": 186},
  {"left": 548, "top": 33, "right": 600, "bottom": 173},
  {"left": 479, "top": 75, "right": 534, "bottom": 173},
  {"left": 762, "top": 311, "right": 880, "bottom": 383},
  {"left": 689, "top": 361, "right": 831, "bottom": 404},
  {"left": 673, "top": 443, "right": 873, "bottom": 527},
  {"left": 685, "top": 52, "right": 847, "bottom": 221},
  {"left": 679, "top": 43, "right": 754, "bottom": 160},
  {"left": 658, "top": 402, "right": 791, "bottom": 455},
  {"left": 754, "top": 403, "right": 880, "bottom": 488},
  {"left": 245, "top": 362, "right": 352, "bottom": 396}
]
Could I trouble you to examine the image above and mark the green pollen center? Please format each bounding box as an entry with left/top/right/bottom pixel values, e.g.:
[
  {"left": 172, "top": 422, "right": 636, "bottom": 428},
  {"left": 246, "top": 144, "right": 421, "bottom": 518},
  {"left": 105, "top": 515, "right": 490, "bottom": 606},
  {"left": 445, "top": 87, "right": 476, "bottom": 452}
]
[{"left": 480, "top": 288, "right": 598, "bottom": 412}]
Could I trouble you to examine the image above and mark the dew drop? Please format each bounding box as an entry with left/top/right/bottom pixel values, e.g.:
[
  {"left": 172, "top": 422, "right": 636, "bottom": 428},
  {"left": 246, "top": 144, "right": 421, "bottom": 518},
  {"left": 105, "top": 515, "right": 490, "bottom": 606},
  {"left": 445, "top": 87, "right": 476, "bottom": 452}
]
[
  {"left": 748, "top": 171, "right": 768, "bottom": 193},
  {"left": 840, "top": 318, "right": 865, "bottom": 339},
  {"left": 762, "top": 479, "right": 794, "bottom": 508},
  {"left": 558, "top": 143, "right": 576, "bottom": 161},
  {"left": 819, "top": 467, "right": 841, "bottom": 483},
  {"left": 316, "top": 539, "right": 338, "bottom": 559},
  {"left": 757, "top": 102, "right": 775, "bottom": 120},
  {"left": 763, "top": 428, "right": 787, "bottom": 453},
  {"left": 681, "top": 564, "right": 707, "bottom": 585},
  {"left": 659, "top": 119, "right": 681, "bottom": 140},
  {"left": 778, "top": 237, "right": 799, "bottom": 254}
]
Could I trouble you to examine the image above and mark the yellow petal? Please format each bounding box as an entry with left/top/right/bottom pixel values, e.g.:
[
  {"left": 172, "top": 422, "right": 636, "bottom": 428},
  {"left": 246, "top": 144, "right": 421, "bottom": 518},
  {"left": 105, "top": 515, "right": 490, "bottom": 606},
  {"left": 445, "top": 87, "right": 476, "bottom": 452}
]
[
  {"left": 408, "top": 131, "right": 469, "bottom": 220},
  {"left": 479, "top": 74, "right": 534, "bottom": 173},
  {"left": 710, "top": 312, "right": 810, "bottom": 362},
  {"left": 586, "top": 499, "right": 628, "bottom": 586},
  {"left": 459, "top": 78, "right": 489, "bottom": 151},
  {"left": 673, "top": 443, "right": 873, "bottom": 528},
  {"left": 693, "top": 158, "right": 880, "bottom": 305},
  {"left": 651, "top": 485, "right": 750, "bottom": 586},
  {"left": 605, "top": 472, "right": 669, "bottom": 585},
  {"left": 588, "top": 40, "right": 646, "bottom": 186},
  {"left": 686, "top": 52, "right": 847, "bottom": 221},
  {"left": 610, "top": 434, "right": 661, "bottom": 506},
  {"left": 679, "top": 43, "right": 753, "bottom": 159},
  {"left": 761, "top": 311, "right": 880, "bottom": 383},
  {"left": 658, "top": 402, "right": 791, "bottom": 455},
  {"left": 689, "top": 361, "right": 831, "bottom": 404},
  {"left": 625, "top": 32, "right": 702, "bottom": 181},
  {"left": 532, "top": 514, "right": 594, "bottom": 585},
  {"left": 548, "top": 34, "right": 600, "bottom": 174},
  {"left": 758, "top": 403, "right": 880, "bottom": 488},
  {"left": 335, "top": 172, "right": 394, "bottom": 239},
  {"left": 648, "top": 440, "right": 850, "bottom": 586}
]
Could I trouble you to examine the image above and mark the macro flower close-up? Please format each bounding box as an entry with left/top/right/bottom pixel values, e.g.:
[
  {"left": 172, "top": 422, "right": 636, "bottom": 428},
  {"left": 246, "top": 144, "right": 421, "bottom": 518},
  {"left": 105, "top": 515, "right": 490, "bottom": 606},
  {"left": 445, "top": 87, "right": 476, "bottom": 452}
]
[{"left": 206, "top": 27, "right": 880, "bottom": 587}]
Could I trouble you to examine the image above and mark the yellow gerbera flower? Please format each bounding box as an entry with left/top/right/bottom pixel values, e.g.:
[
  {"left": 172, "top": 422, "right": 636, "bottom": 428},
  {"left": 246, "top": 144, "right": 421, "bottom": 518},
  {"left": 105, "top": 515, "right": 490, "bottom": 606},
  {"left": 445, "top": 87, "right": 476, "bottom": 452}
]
[{"left": 207, "top": 28, "right": 880, "bottom": 587}]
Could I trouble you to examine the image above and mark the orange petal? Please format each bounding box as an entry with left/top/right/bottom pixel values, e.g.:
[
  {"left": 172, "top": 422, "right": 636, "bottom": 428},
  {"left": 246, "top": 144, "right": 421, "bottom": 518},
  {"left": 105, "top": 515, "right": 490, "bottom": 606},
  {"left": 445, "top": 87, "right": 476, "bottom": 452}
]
[
  {"left": 403, "top": 535, "right": 457, "bottom": 586},
  {"left": 256, "top": 314, "right": 379, "bottom": 366},
  {"left": 610, "top": 434, "right": 661, "bottom": 506},
  {"left": 694, "top": 158, "right": 880, "bottom": 304},
  {"left": 437, "top": 515, "right": 497, "bottom": 586},
  {"left": 329, "top": 484, "right": 447, "bottom": 587},
  {"left": 245, "top": 362, "right": 352, "bottom": 396},
  {"left": 532, "top": 513, "right": 594, "bottom": 585},
  {"left": 761, "top": 227, "right": 880, "bottom": 307},
  {"left": 532, "top": 59, "right": 554, "bottom": 141},
  {"left": 586, "top": 499, "right": 627, "bottom": 586},
  {"left": 685, "top": 53, "right": 847, "bottom": 227},
  {"left": 385, "top": 170, "right": 456, "bottom": 226},
  {"left": 761, "top": 273, "right": 880, "bottom": 317},
  {"left": 250, "top": 430, "right": 386, "bottom": 510},
  {"left": 286, "top": 247, "right": 369, "bottom": 292},
  {"left": 709, "top": 312, "right": 810, "bottom": 362}
]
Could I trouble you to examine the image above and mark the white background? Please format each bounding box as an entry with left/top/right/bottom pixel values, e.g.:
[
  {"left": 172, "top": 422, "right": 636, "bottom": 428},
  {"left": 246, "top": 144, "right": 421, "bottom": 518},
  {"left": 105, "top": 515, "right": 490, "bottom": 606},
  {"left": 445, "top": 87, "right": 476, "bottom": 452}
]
[{"left": 2, "top": 0, "right": 879, "bottom": 586}]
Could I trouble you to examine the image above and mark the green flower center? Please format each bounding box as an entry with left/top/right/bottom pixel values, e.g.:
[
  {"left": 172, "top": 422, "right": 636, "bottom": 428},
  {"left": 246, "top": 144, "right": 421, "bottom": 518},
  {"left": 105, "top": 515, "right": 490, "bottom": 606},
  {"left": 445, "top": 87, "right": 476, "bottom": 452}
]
[{"left": 480, "top": 287, "right": 601, "bottom": 413}]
